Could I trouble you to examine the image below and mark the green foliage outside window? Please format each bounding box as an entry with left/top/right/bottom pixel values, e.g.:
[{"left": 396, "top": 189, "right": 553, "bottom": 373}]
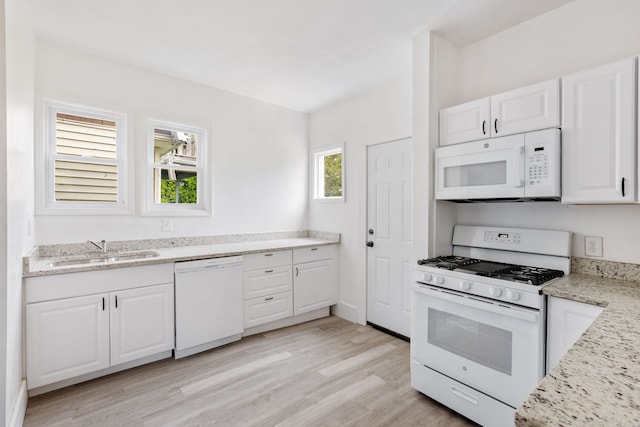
[
  {"left": 160, "top": 175, "right": 197, "bottom": 203},
  {"left": 323, "top": 153, "right": 342, "bottom": 197}
]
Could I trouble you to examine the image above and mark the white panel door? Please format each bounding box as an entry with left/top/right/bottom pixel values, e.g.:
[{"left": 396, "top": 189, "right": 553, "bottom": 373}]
[
  {"left": 366, "top": 138, "right": 413, "bottom": 337},
  {"left": 110, "top": 283, "right": 174, "bottom": 366},
  {"left": 490, "top": 78, "right": 560, "bottom": 137},
  {"left": 26, "top": 293, "right": 110, "bottom": 389},
  {"left": 439, "top": 98, "right": 490, "bottom": 146},
  {"left": 562, "top": 57, "right": 636, "bottom": 203}
]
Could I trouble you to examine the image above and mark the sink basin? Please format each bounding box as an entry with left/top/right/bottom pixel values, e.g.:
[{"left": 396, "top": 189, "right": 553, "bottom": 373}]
[{"left": 45, "top": 251, "right": 160, "bottom": 267}]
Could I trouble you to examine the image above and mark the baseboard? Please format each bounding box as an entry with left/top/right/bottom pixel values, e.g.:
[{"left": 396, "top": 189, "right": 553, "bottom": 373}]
[
  {"left": 331, "top": 301, "right": 358, "bottom": 323},
  {"left": 8, "top": 380, "right": 27, "bottom": 427},
  {"left": 242, "top": 308, "right": 329, "bottom": 336}
]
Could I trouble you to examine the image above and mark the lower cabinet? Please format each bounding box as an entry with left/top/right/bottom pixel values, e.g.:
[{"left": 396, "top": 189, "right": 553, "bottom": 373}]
[
  {"left": 243, "top": 245, "right": 338, "bottom": 329},
  {"left": 26, "top": 293, "right": 110, "bottom": 388},
  {"left": 26, "top": 273, "right": 174, "bottom": 390},
  {"left": 546, "top": 296, "right": 603, "bottom": 373},
  {"left": 293, "top": 246, "right": 338, "bottom": 316}
]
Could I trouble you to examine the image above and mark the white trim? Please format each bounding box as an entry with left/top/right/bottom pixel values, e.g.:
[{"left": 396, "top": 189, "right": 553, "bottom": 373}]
[
  {"left": 311, "top": 142, "right": 345, "bottom": 202},
  {"left": 331, "top": 301, "right": 359, "bottom": 324},
  {"left": 37, "top": 99, "right": 133, "bottom": 215},
  {"left": 8, "top": 380, "right": 27, "bottom": 427},
  {"left": 143, "top": 119, "right": 211, "bottom": 216}
]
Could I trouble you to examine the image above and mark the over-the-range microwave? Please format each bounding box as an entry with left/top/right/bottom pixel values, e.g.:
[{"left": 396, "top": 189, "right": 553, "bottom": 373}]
[{"left": 435, "top": 128, "right": 560, "bottom": 201}]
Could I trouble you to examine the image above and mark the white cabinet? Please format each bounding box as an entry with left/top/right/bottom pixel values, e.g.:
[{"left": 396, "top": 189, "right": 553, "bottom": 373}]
[
  {"left": 439, "top": 79, "right": 560, "bottom": 146},
  {"left": 439, "top": 98, "right": 491, "bottom": 146},
  {"left": 562, "top": 57, "right": 637, "bottom": 204},
  {"left": 25, "top": 264, "right": 174, "bottom": 390},
  {"left": 293, "top": 246, "right": 338, "bottom": 316},
  {"left": 546, "top": 296, "right": 604, "bottom": 373},
  {"left": 242, "top": 250, "right": 293, "bottom": 328},
  {"left": 110, "top": 284, "right": 174, "bottom": 366},
  {"left": 26, "top": 293, "right": 110, "bottom": 389}
]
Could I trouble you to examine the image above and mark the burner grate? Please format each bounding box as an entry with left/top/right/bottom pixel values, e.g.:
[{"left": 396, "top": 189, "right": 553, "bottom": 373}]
[{"left": 417, "top": 255, "right": 480, "bottom": 270}]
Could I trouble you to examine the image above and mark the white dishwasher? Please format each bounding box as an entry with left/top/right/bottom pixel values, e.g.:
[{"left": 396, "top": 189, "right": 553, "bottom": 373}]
[{"left": 174, "top": 256, "right": 243, "bottom": 359}]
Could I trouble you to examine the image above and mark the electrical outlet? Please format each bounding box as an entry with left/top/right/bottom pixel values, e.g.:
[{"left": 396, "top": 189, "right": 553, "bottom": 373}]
[
  {"left": 585, "top": 236, "right": 603, "bottom": 257},
  {"left": 161, "top": 218, "right": 173, "bottom": 232}
]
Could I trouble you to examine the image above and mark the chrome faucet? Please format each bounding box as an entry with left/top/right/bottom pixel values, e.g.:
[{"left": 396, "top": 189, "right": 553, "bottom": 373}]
[{"left": 88, "top": 239, "right": 107, "bottom": 253}]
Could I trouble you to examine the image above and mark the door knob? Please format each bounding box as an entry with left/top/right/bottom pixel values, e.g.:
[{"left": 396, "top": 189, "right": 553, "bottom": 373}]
[{"left": 366, "top": 241, "right": 374, "bottom": 247}]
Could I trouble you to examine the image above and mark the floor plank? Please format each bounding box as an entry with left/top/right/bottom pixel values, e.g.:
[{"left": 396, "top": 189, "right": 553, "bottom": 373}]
[{"left": 24, "top": 316, "right": 477, "bottom": 427}]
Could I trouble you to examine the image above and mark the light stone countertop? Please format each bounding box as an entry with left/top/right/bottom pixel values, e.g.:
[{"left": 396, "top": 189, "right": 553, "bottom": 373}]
[
  {"left": 24, "top": 237, "right": 339, "bottom": 277},
  {"left": 515, "top": 273, "right": 640, "bottom": 426}
]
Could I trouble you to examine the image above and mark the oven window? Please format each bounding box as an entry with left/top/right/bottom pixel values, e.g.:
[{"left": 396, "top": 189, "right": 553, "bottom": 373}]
[
  {"left": 427, "top": 308, "right": 512, "bottom": 375},
  {"left": 443, "top": 161, "right": 507, "bottom": 188}
]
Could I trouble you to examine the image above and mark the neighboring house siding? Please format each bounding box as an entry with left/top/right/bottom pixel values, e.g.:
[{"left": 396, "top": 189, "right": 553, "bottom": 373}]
[{"left": 54, "top": 114, "right": 118, "bottom": 202}]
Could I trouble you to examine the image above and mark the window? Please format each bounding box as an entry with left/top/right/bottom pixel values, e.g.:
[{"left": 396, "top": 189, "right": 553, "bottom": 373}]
[
  {"left": 43, "top": 100, "right": 129, "bottom": 213},
  {"left": 145, "top": 120, "right": 208, "bottom": 215},
  {"left": 313, "top": 144, "right": 344, "bottom": 201}
]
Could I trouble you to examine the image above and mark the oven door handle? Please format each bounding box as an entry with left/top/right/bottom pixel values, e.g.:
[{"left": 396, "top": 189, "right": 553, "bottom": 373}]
[{"left": 413, "top": 284, "right": 539, "bottom": 323}]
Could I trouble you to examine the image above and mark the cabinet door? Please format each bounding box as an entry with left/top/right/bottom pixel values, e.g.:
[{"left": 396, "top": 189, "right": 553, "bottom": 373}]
[
  {"left": 293, "top": 260, "right": 333, "bottom": 315},
  {"left": 547, "top": 297, "right": 603, "bottom": 373},
  {"left": 110, "top": 283, "right": 174, "bottom": 366},
  {"left": 562, "top": 57, "right": 636, "bottom": 203},
  {"left": 26, "top": 293, "right": 110, "bottom": 389},
  {"left": 491, "top": 79, "right": 560, "bottom": 137},
  {"left": 439, "top": 98, "right": 491, "bottom": 146}
]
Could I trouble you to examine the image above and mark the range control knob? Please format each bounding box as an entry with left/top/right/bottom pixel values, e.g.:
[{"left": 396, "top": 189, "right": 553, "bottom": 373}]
[
  {"left": 506, "top": 289, "right": 521, "bottom": 301},
  {"left": 434, "top": 276, "right": 444, "bottom": 285},
  {"left": 421, "top": 273, "right": 432, "bottom": 283},
  {"left": 459, "top": 280, "right": 471, "bottom": 291},
  {"left": 488, "top": 286, "right": 503, "bottom": 297}
]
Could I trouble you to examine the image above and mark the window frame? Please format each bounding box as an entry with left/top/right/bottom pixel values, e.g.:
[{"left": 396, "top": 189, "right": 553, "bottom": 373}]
[
  {"left": 40, "top": 99, "right": 131, "bottom": 215},
  {"left": 312, "top": 143, "right": 345, "bottom": 203},
  {"left": 143, "top": 119, "right": 210, "bottom": 216}
]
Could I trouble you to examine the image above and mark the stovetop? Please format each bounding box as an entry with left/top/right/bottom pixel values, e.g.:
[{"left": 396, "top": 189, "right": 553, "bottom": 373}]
[{"left": 417, "top": 255, "right": 564, "bottom": 286}]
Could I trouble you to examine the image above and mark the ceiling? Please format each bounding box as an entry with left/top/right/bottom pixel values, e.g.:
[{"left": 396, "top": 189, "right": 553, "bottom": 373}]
[{"left": 29, "top": 0, "right": 573, "bottom": 113}]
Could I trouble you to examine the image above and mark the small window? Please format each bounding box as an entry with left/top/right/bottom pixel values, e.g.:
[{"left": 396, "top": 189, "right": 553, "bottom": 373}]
[
  {"left": 313, "top": 144, "right": 344, "bottom": 201},
  {"left": 145, "top": 120, "right": 208, "bottom": 215},
  {"left": 43, "top": 100, "right": 129, "bottom": 213}
]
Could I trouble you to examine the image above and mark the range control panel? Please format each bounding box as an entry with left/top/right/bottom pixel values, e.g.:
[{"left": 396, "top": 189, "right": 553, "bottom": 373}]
[{"left": 484, "top": 231, "right": 521, "bottom": 245}]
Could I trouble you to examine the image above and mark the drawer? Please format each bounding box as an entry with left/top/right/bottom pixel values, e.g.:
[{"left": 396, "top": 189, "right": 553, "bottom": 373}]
[
  {"left": 243, "top": 250, "right": 292, "bottom": 271},
  {"left": 243, "top": 291, "right": 293, "bottom": 328},
  {"left": 243, "top": 266, "right": 292, "bottom": 299},
  {"left": 293, "top": 245, "right": 336, "bottom": 264}
]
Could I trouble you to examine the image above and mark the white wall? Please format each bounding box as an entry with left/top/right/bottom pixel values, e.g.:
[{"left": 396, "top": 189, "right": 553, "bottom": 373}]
[
  {"left": 435, "top": 0, "right": 640, "bottom": 263},
  {"left": 34, "top": 42, "right": 309, "bottom": 244},
  {"left": 4, "top": 0, "right": 34, "bottom": 424},
  {"left": 308, "top": 72, "right": 412, "bottom": 324}
]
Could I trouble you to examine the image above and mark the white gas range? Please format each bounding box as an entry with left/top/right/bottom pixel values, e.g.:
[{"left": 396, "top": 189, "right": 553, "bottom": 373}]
[{"left": 411, "top": 225, "right": 571, "bottom": 427}]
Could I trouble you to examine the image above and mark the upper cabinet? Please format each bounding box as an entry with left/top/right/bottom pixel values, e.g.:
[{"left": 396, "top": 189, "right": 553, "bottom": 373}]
[
  {"left": 439, "top": 79, "right": 560, "bottom": 146},
  {"left": 561, "top": 57, "right": 637, "bottom": 204}
]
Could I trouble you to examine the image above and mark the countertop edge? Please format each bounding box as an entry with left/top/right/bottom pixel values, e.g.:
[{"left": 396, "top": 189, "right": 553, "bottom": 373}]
[{"left": 24, "top": 238, "right": 339, "bottom": 278}]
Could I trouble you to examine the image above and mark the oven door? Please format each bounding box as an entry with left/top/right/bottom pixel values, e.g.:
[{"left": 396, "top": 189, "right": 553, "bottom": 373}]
[
  {"left": 411, "top": 284, "right": 544, "bottom": 408},
  {"left": 435, "top": 134, "right": 525, "bottom": 200}
]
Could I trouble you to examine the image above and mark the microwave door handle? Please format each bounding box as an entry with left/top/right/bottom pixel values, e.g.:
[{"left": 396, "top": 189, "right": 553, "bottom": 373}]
[
  {"left": 412, "top": 284, "right": 539, "bottom": 323},
  {"left": 516, "top": 145, "right": 525, "bottom": 188}
]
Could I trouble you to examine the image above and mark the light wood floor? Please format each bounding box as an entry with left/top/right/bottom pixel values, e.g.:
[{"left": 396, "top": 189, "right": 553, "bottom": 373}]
[{"left": 24, "top": 316, "right": 477, "bottom": 427}]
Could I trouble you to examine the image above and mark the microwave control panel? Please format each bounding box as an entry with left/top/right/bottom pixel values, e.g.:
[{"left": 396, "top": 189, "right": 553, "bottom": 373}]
[
  {"left": 526, "top": 144, "right": 552, "bottom": 186},
  {"left": 524, "top": 129, "right": 561, "bottom": 198}
]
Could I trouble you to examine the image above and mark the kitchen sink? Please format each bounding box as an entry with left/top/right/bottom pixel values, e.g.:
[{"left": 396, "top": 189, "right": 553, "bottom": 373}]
[{"left": 45, "top": 251, "right": 160, "bottom": 267}]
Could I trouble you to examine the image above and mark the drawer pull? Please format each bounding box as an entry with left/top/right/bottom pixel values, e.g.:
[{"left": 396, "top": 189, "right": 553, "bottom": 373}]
[
  {"left": 450, "top": 386, "right": 478, "bottom": 405},
  {"left": 265, "top": 296, "right": 274, "bottom": 301},
  {"left": 264, "top": 253, "right": 274, "bottom": 257},
  {"left": 311, "top": 248, "right": 318, "bottom": 251},
  {"left": 265, "top": 269, "right": 274, "bottom": 273}
]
